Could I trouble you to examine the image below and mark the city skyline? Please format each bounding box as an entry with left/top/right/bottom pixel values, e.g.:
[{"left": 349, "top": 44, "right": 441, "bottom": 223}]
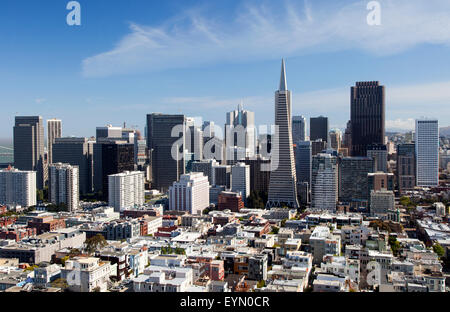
[{"left": 1, "top": 0, "right": 450, "bottom": 139}]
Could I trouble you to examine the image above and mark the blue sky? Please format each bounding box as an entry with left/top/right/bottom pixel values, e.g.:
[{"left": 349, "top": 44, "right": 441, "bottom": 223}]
[{"left": 1, "top": 0, "right": 450, "bottom": 140}]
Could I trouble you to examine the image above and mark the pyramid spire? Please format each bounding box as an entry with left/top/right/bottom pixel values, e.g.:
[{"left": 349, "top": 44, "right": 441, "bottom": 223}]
[{"left": 279, "top": 58, "right": 287, "bottom": 91}]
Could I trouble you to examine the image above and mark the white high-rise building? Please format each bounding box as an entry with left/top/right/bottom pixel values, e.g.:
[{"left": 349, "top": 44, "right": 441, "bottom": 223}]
[
  {"left": 169, "top": 172, "right": 209, "bottom": 215},
  {"left": 0, "top": 167, "right": 36, "bottom": 208},
  {"left": 231, "top": 162, "right": 250, "bottom": 203},
  {"left": 311, "top": 153, "right": 338, "bottom": 212},
  {"left": 108, "top": 171, "right": 145, "bottom": 212},
  {"left": 225, "top": 103, "right": 256, "bottom": 160},
  {"left": 47, "top": 119, "right": 62, "bottom": 165},
  {"left": 415, "top": 119, "right": 439, "bottom": 187},
  {"left": 49, "top": 163, "right": 79, "bottom": 211}
]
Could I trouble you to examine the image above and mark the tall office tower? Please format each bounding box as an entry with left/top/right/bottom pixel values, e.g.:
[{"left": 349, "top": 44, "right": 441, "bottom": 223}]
[
  {"left": 108, "top": 171, "right": 145, "bottom": 212},
  {"left": 292, "top": 116, "right": 307, "bottom": 143},
  {"left": 367, "top": 144, "right": 388, "bottom": 172},
  {"left": 415, "top": 119, "right": 439, "bottom": 187},
  {"left": 311, "top": 153, "right": 338, "bottom": 211},
  {"left": 169, "top": 172, "right": 210, "bottom": 215},
  {"left": 339, "top": 157, "right": 375, "bottom": 207},
  {"left": 397, "top": 143, "right": 416, "bottom": 194},
  {"left": 147, "top": 114, "right": 186, "bottom": 192},
  {"left": 134, "top": 131, "right": 147, "bottom": 169},
  {"left": 310, "top": 116, "right": 329, "bottom": 143},
  {"left": 295, "top": 141, "right": 312, "bottom": 187},
  {"left": 266, "top": 59, "right": 299, "bottom": 209},
  {"left": 329, "top": 129, "right": 341, "bottom": 151},
  {"left": 231, "top": 162, "right": 250, "bottom": 203},
  {"left": 342, "top": 121, "right": 352, "bottom": 153},
  {"left": 186, "top": 125, "right": 203, "bottom": 161},
  {"left": 48, "top": 163, "right": 79, "bottom": 211},
  {"left": 97, "top": 142, "right": 134, "bottom": 198},
  {"left": 244, "top": 155, "right": 271, "bottom": 195},
  {"left": 96, "top": 125, "right": 122, "bottom": 140},
  {"left": 53, "top": 137, "right": 93, "bottom": 195},
  {"left": 47, "top": 119, "right": 62, "bottom": 165},
  {"left": 13, "top": 116, "right": 45, "bottom": 189},
  {"left": 202, "top": 121, "right": 215, "bottom": 140},
  {"left": 370, "top": 190, "right": 395, "bottom": 217},
  {"left": 0, "top": 168, "right": 36, "bottom": 208},
  {"left": 225, "top": 103, "right": 256, "bottom": 160},
  {"left": 212, "top": 164, "right": 232, "bottom": 189},
  {"left": 191, "top": 159, "right": 218, "bottom": 185},
  {"left": 311, "top": 139, "right": 327, "bottom": 156},
  {"left": 350, "top": 81, "right": 385, "bottom": 157}
]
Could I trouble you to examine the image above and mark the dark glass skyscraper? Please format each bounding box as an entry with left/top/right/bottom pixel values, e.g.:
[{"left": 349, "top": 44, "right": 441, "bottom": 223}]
[
  {"left": 52, "top": 137, "right": 93, "bottom": 195},
  {"left": 310, "top": 116, "right": 329, "bottom": 143},
  {"left": 350, "top": 81, "right": 385, "bottom": 157},
  {"left": 13, "top": 116, "right": 45, "bottom": 189},
  {"left": 397, "top": 143, "right": 416, "bottom": 194},
  {"left": 101, "top": 143, "right": 134, "bottom": 198},
  {"left": 147, "top": 114, "right": 186, "bottom": 192}
]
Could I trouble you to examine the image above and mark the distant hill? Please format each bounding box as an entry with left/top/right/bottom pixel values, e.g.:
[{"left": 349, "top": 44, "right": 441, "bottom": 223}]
[{"left": 440, "top": 126, "right": 450, "bottom": 137}]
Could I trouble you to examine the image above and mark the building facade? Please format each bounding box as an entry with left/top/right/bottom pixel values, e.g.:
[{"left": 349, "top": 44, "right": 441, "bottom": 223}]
[
  {"left": 49, "top": 163, "right": 79, "bottom": 211},
  {"left": 0, "top": 168, "right": 36, "bottom": 208},
  {"left": 415, "top": 119, "right": 439, "bottom": 187},
  {"left": 266, "top": 59, "right": 299, "bottom": 208},
  {"left": 13, "top": 116, "right": 45, "bottom": 189},
  {"left": 169, "top": 173, "right": 210, "bottom": 215},
  {"left": 350, "top": 81, "right": 385, "bottom": 157},
  {"left": 47, "top": 119, "right": 62, "bottom": 165},
  {"left": 108, "top": 171, "right": 145, "bottom": 212}
]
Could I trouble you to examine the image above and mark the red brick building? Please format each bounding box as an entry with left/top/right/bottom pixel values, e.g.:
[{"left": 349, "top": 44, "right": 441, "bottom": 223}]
[
  {"left": 0, "top": 227, "right": 37, "bottom": 241},
  {"left": 27, "top": 216, "right": 66, "bottom": 235},
  {"left": 218, "top": 192, "right": 244, "bottom": 212}
]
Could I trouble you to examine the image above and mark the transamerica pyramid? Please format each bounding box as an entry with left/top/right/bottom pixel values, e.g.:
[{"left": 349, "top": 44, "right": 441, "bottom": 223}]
[{"left": 266, "top": 59, "right": 299, "bottom": 209}]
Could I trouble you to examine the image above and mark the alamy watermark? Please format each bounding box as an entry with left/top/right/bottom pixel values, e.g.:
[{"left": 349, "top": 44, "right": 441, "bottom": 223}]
[
  {"left": 367, "top": 1, "right": 381, "bottom": 26},
  {"left": 66, "top": 1, "right": 81, "bottom": 26}
]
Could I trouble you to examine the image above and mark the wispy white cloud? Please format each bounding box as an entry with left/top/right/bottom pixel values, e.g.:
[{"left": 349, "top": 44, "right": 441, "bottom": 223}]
[
  {"left": 35, "top": 98, "right": 46, "bottom": 104},
  {"left": 82, "top": 0, "right": 450, "bottom": 77}
]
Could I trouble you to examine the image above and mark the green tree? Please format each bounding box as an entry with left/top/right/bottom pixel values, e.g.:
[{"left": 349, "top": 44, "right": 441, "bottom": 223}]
[
  {"left": 433, "top": 243, "right": 445, "bottom": 258},
  {"left": 85, "top": 234, "right": 107, "bottom": 254},
  {"left": 270, "top": 226, "right": 279, "bottom": 234},
  {"left": 389, "top": 236, "right": 401, "bottom": 256},
  {"left": 51, "top": 278, "right": 69, "bottom": 290}
]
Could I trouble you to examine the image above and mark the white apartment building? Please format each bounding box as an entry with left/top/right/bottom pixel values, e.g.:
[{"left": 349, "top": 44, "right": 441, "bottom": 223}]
[
  {"left": 0, "top": 167, "right": 36, "bottom": 208},
  {"left": 415, "top": 119, "right": 439, "bottom": 187},
  {"left": 133, "top": 266, "right": 194, "bottom": 292},
  {"left": 108, "top": 171, "right": 145, "bottom": 212},
  {"left": 169, "top": 173, "right": 209, "bottom": 215},
  {"left": 231, "top": 162, "right": 250, "bottom": 203},
  {"left": 49, "top": 163, "right": 79, "bottom": 211},
  {"left": 310, "top": 226, "right": 341, "bottom": 264},
  {"left": 61, "top": 257, "right": 113, "bottom": 292}
]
